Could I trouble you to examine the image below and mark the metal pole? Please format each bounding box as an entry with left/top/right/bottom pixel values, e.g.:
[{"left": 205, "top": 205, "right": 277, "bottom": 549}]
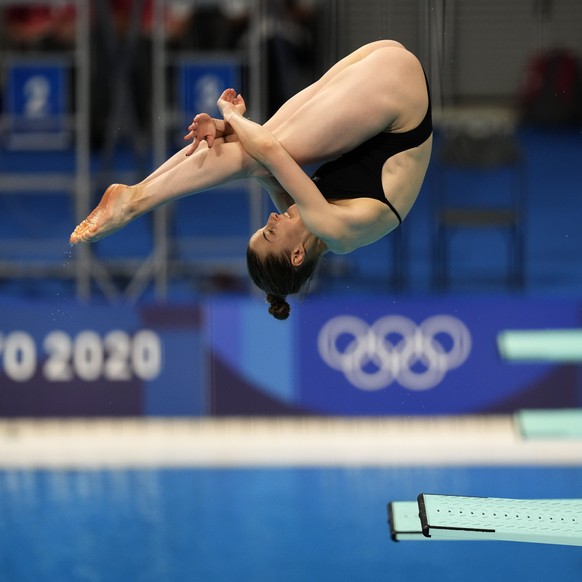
[
  {"left": 74, "top": 0, "right": 92, "bottom": 301},
  {"left": 152, "top": 0, "right": 169, "bottom": 300},
  {"left": 248, "top": 0, "right": 267, "bottom": 256},
  {"left": 323, "top": 0, "right": 342, "bottom": 69},
  {"left": 419, "top": 0, "right": 453, "bottom": 112}
]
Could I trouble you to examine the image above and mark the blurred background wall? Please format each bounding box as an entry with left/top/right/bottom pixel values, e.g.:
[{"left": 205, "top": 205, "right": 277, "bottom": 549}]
[
  {"left": 0, "top": 0, "right": 581, "bottom": 417},
  {"left": 1, "top": 6, "right": 582, "bottom": 581}
]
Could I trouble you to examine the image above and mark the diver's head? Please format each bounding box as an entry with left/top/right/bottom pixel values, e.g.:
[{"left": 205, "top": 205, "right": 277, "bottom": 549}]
[{"left": 247, "top": 205, "right": 325, "bottom": 320}]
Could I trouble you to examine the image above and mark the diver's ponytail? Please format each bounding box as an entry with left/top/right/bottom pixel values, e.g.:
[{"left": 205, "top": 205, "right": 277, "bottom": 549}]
[{"left": 267, "top": 294, "right": 290, "bottom": 320}]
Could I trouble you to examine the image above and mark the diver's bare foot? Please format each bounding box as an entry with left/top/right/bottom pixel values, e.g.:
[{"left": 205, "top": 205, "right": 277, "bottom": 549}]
[{"left": 70, "top": 184, "right": 137, "bottom": 244}]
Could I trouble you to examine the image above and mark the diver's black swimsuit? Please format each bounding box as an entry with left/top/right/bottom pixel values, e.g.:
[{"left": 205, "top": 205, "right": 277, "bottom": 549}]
[{"left": 311, "top": 76, "right": 432, "bottom": 225}]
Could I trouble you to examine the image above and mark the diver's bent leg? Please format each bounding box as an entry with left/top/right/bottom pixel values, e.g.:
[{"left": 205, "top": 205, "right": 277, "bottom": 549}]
[
  {"left": 70, "top": 142, "right": 258, "bottom": 244},
  {"left": 137, "top": 145, "right": 193, "bottom": 185},
  {"left": 137, "top": 134, "right": 234, "bottom": 186},
  {"left": 264, "top": 40, "right": 404, "bottom": 135},
  {"left": 273, "top": 45, "right": 426, "bottom": 164}
]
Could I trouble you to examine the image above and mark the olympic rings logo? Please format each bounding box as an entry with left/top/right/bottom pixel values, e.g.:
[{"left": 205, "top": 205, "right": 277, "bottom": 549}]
[{"left": 317, "top": 315, "right": 472, "bottom": 391}]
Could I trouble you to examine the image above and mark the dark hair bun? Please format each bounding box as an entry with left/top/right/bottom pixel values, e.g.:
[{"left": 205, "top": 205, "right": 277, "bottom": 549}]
[{"left": 266, "top": 294, "right": 290, "bottom": 320}]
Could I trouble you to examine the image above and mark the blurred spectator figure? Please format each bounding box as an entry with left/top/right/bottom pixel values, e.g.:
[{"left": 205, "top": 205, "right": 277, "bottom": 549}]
[
  {"left": 519, "top": 48, "right": 582, "bottom": 128},
  {"left": 2, "top": 2, "right": 76, "bottom": 50},
  {"left": 221, "top": 0, "right": 319, "bottom": 117},
  {"left": 187, "top": 2, "right": 232, "bottom": 51},
  {"left": 106, "top": 0, "right": 193, "bottom": 47},
  {"left": 90, "top": 0, "right": 195, "bottom": 148},
  {"left": 1, "top": 0, "right": 318, "bottom": 147}
]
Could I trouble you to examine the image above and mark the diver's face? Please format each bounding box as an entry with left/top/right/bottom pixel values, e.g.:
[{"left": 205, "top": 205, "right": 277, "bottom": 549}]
[{"left": 248, "top": 205, "right": 308, "bottom": 260}]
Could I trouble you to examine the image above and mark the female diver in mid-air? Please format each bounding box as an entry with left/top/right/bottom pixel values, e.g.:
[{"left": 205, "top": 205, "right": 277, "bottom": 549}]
[{"left": 70, "top": 40, "right": 432, "bottom": 320}]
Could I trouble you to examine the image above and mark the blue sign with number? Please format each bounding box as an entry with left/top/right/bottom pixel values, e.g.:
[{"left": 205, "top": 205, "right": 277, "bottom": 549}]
[
  {"left": 7, "top": 60, "right": 67, "bottom": 124},
  {"left": 4, "top": 59, "right": 69, "bottom": 148},
  {"left": 178, "top": 57, "right": 240, "bottom": 127}
]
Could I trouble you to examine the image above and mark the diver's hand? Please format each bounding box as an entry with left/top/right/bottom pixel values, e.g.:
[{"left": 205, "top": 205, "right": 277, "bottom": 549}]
[
  {"left": 184, "top": 113, "right": 217, "bottom": 156},
  {"left": 217, "top": 88, "right": 246, "bottom": 122}
]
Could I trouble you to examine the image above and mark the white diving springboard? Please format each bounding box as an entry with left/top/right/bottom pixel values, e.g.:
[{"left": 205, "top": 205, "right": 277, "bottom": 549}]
[{"left": 388, "top": 495, "right": 582, "bottom": 546}]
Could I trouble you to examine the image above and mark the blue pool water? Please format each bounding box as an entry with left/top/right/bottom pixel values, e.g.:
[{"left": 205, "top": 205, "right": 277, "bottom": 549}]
[{"left": 1, "top": 466, "right": 581, "bottom": 581}]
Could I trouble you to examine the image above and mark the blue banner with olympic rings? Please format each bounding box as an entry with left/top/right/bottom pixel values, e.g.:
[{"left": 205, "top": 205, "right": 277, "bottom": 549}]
[
  {"left": 295, "top": 297, "right": 581, "bottom": 415},
  {"left": 206, "top": 296, "right": 582, "bottom": 416}
]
